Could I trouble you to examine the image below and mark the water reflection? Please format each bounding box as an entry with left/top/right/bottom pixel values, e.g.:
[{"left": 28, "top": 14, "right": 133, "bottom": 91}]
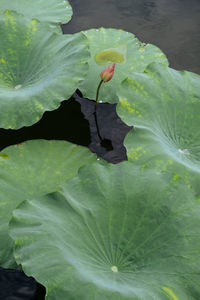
[
  {"left": 115, "top": 0, "right": 156, "bottom": 20},
  {"left": 64, "top": 0, "right": 200, "bottom": 74}
]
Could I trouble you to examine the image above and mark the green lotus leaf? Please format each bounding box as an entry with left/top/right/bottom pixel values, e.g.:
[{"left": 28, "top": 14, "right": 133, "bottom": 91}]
[
  {"left": 117, "top": 62, "right": 200, "bottom": 173},
  {"left": 0, "top": 0, "right": 73, "bottom": 26},
  {"left": 124, "top": 128, "right": 200, "bottom": 196},
  {"left": 10, "top": 162, "right": 200, "bottom": 299},
  {"left": 0, "top": 140, "right": 96, "bottom": 268},
  {"left": 0, "top": 10, "right": 89, "bottom": 129},
  {"left": 79, "top": 28, "right": 168, "bottom": 103}
]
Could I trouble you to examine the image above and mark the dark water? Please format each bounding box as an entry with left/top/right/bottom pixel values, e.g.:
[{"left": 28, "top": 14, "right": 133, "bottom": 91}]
[
  {"left": 0, "top": 267, "right": 46, "bottom": 300},
  {"left": 64, "top": 0, "right": 200, "bottom": 74}
]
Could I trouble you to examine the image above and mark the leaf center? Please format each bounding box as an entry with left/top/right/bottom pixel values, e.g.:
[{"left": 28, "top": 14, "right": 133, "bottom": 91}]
[{"left": 111, "top": 266, "right": 118, "bottom": 273}]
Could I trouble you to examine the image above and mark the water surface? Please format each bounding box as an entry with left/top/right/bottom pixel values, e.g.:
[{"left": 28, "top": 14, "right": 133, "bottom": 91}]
[{"left": 64, "top": 0, "right": 200, "bottom": 74}]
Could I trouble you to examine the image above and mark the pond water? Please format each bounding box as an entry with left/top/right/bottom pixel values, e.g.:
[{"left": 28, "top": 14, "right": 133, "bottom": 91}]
[{"left": 63, "top": 0, "right": 200, "bottom": 74}]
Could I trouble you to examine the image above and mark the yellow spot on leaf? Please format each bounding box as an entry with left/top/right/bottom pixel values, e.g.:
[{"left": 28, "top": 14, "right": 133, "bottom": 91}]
[
  {"left": 173, "top": 174, "right": 180, "bottom": 181},
  {"left": 31, "top": 19, "right": 38, "bottom": 33},
  {"left": 126, "top": 78, "right": 145, "bottom": 94},
  {"left": 119, "top": 99, "right": 135, "bottom": 113},
  {"left": 35, "top": 103, "right": 43, "bottom": 110},
  {"left": 0, "top": 58, "right": 6, "bottom": 64},
  {"left": 162, "top": 287, "right": 179, "bottom": 300},
  {"left": 126, "top": 77, "right": 135, "bottom": 87},
  {"left": 0, "top": 153, "right": 8, "bottom": 159},
  {"left": 95, "top": 49, "right": 125, "bottom": 65},
  {"left": 119, "top": 98, "right": 142, "bottom": 118},
  {"left": 5, "top": 10, "right": 10, "bottom": 16},
  {"left": 4, "top": 10, "right": 17, "bottom": 32},
  {"left": 128, "top": 146, "right": 146, "bottom": 161},
  {"left": 25, "top": 39, "right": 31, "bottom": 46},
  {"left": 35, "top": 116, "right": 41, "bottom": 121}
]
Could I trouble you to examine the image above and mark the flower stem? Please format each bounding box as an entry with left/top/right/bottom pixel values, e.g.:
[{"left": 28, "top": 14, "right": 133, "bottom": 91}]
[
  {"left": 94, "top": 111, "right": 102, "bottom": 142},
  {"left": 95, "top": 79, "right": 103, "bottom": 112}
]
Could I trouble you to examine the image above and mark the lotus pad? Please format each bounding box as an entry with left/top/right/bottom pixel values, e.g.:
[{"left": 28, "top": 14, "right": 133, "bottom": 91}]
[
  {"left": 117, "top": 62, "right": 200, "bottom": 173},
  {"left": 124, "top": 128, "right": 200, "bottom": 197},
  {"left": 0, "top": 11, "right": 89, "bottom": 129},
  {"left": 0, "top": 0, "right": 72, "bottom": 25},
  {"left": 10, "top": 162, "right": 200, "bottom": 299},
  {"left": 79, "top": 28, "right": 168, "bottom": 103},
  {"left": 0, "top": 140, "right": 96, "bottom": 268}
]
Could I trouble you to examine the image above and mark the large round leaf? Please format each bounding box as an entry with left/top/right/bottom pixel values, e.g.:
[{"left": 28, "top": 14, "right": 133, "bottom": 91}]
[
  {"left": 0, "top": 140, "right": 96, "bottom": 268},
  {"left": 79, "top": 28, "right": 168, "bottom": 103},
  {"left": 0, "top": 0, "right": 72, "bottom": 26},
  {"left": 117, "top": 62, "right": 200, "bottom": 172},
  {"left": 0, "top": 11, "right": 89, "bottom": 129},
  {"left": 10, "top": 162, "right": 200, "bottom": 299}
]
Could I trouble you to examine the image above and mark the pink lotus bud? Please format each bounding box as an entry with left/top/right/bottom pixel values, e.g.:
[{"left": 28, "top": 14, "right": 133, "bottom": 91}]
[{"left": 100, "top": 64, "right": 115, "bottom": 82}]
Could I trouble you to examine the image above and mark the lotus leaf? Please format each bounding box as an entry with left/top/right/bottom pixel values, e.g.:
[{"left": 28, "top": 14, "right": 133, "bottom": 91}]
[
  {"left": 124, "top": 128, "right": 200, "bottom": 196},
  {"left": 79, "top": 28, "right": 168, "bottom": 103},
  {"left": 0, "top": 10, "right": 89, "bottom": 129},
  {"left": 0, "top": 140, "right": 96, "bottom": 268},
  {"left": 10, "top": 162, "right": 200, "bottom": 299},
  {"left": 0, "top": 0, "right": 72, "bottom": 26},
  {"left": 117, "top": 62, "right": 200, "bottom": 172}
]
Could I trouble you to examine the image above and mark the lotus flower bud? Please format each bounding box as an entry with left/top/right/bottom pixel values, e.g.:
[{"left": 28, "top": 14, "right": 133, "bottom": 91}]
[{"left": 100, "top": 64, "right": 115, "bottom": 82}]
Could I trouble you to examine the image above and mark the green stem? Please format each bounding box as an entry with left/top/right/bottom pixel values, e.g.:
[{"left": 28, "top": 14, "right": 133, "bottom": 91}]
[{"left": 95, "top": 79, "right": 103, "bottom": 112}]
